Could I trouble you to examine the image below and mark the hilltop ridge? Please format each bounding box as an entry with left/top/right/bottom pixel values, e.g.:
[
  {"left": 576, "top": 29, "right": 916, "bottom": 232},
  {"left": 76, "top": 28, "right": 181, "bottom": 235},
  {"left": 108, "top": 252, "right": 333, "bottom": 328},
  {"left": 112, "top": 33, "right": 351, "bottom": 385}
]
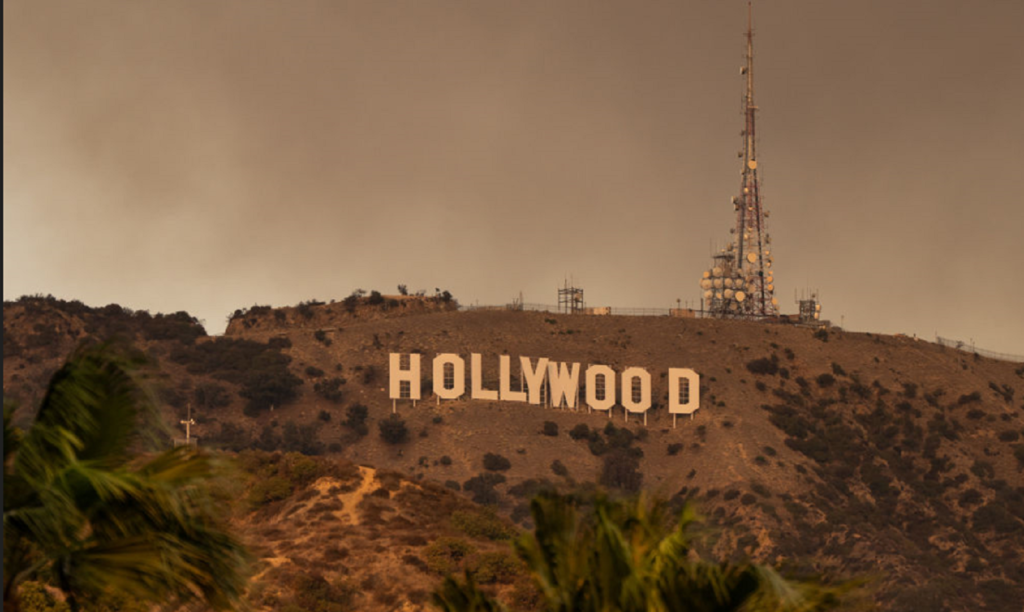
[{"left": 4, "top": 294, "right": 1024, "bottom": 611}]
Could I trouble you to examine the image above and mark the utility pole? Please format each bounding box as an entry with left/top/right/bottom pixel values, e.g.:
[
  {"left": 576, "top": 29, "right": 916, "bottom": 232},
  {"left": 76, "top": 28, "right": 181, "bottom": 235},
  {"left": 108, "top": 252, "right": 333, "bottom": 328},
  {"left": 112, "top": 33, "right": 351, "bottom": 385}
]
[{"left": 180, "top": 402, "right": 196, "bottom": 446}]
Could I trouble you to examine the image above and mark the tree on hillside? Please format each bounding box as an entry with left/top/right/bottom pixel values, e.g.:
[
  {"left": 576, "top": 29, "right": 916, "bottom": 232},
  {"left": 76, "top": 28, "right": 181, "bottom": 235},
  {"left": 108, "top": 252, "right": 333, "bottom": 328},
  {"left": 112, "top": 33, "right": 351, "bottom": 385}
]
[
  {"left": 3, "top": 344, "right": 250, "bottom": 612},
  {"left": 433, "top": 492, "right": 858, "bottom": 612}
]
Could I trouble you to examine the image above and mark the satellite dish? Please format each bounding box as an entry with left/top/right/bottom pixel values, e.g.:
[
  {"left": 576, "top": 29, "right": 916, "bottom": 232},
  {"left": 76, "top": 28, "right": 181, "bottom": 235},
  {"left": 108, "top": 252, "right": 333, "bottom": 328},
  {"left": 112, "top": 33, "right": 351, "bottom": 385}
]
[
  {"left": 814, "top": 312, "right": 820, "bottom": 319},
  {"left": 703, "top": 270, "right": 711, "bottom": 279},
  {"left": 716, "top": 292, "right": 723, "bottom": 299},
  {"left": 725, "top": 278, "right": 734, "bottom": 288},
  {"left": 712, "top": 267, "right": 722, "bottom": 277},
  {"left": 701, "top": 280, "right": 712, "bottom": 290},
  {"left": 746, "top": 253, "right": 757, "bottom": 264},
  {"left": 815, "top": 304, "right": 822, "bottom": 311},
  {"left": 748, "top": 160, "right": 757, "bottom": 170},
  {"left": 767, "top": 284, "right": 774, "bottom": 291},
  {"left": 735, "top": 279, "right": 745, "bottom": 288},
  {"left": 735, "top": 291, "right": 746, "bottom": 302},
  {"left": 729, "top": 302, "right": 738, "bottom": 311},
  {"left": 724, "top": 289, "right": 734, "bottom": 299},
  {"left": 714, "top": 278, "right": 724, "bottom": 289},
  {"left": 771, "top": 298, "right": 779, "bottom": 306},
  {"left": 726, "top": 243, "right": 734, "bottom": 251},
  {"left": 704, "top": 290, "right": 713, "bottom": 299}
]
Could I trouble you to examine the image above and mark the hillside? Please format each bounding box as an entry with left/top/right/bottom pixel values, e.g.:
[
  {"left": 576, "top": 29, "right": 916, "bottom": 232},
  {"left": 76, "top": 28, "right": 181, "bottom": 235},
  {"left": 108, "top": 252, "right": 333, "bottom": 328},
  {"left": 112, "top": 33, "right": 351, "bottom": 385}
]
[{"left": 4, "top": 294, "right": 1024, "bottom": 611}]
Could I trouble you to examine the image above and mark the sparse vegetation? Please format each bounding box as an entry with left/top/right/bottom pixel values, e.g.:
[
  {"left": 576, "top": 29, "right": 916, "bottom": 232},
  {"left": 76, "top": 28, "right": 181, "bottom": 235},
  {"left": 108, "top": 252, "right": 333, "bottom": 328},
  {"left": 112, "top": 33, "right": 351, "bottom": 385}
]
[{"left": 343, "top": 403, "right": 369, "bottom": 437}]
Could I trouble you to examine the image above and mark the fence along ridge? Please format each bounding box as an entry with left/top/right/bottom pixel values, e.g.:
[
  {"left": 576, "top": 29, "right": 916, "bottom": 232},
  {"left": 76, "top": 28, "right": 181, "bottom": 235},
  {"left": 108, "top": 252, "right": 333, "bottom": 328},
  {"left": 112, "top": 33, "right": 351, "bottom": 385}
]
[{"left": 936, "top": 336, "right": 1024, "bottom": 364}]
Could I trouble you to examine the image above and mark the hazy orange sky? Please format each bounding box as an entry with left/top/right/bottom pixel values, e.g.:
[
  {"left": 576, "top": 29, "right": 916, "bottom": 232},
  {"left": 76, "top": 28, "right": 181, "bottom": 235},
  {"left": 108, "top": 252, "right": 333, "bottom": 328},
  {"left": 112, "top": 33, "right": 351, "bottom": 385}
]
[{"left": 4, "top": 1, "right": 1023, "bottom": 355}]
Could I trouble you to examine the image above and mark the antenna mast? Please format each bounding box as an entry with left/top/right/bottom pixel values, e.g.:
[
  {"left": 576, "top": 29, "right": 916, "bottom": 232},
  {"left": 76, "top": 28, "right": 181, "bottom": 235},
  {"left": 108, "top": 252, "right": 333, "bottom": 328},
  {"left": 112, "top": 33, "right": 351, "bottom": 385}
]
[
  {"left": 736, "top": 1, "right": 777, "bottom": 316},
  {"left": 700, "top": 2, "right": 779, "bottom": 318}
]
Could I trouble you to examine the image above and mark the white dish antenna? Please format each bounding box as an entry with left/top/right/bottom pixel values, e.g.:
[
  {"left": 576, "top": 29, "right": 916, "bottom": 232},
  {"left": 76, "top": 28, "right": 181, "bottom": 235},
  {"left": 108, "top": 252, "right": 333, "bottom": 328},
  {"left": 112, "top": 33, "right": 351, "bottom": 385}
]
[{"left": 735, "top": 291, "right": 746, "bottom": 302}]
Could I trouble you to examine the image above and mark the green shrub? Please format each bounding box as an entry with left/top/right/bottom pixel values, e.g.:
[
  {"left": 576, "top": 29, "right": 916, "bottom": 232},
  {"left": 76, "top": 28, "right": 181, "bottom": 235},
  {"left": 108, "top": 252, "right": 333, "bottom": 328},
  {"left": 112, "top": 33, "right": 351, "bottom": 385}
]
[
  {"left": 667, "top": 443, "right": 684, "bottom": 456},
  {"left": 816, "top": 373, "right": 836, "bottom": 388},
  {"left": 424, "top": 538, "right": 476, "bottom": 575},
  {"left": 746, "top": 357, "right": 779, "bottom": 376},
  {"left": 957, "top": 391, "right": 982, "bottom": 405},
  {"left": 551, "top": 459, "right": 569, "bottom": 477},
  {"left": 194, "top": 382, "right": 231, "bottom": 409},
  {"left": 463, "top": 473, "right": 506, "bottom": 505},
  {"left": 291, "top": 572, "right": 355, "bottom": 612},
  {"left": 483, "top": 453, "right": 511, "bottom": 472},
  {"left": 569, "top": 423, "right": 590, "bottom": 440},
  {"left": 542, "top": 421, "right": 559, "bottom": 436},
  {"left": 378, "top": 414, "right": 408, "bottom": 444},
  {"left": 998, "top": 430, "right": 1019, "bottom": 442},
  {"left": 249, "top": 476, "right": 293, "bottom": 506},
  {"left": 451, "top": 508, "right": 515, "bottom": 540},
  {"left": 471, "top": 551, "right": 522, "bottom": 584},
  {"left": 18, "top": 582, "right": 70, "bottom": 612},
  {"left": 344, "top": 404, "right": 369, "bottom": 437},
  {"left": 312, "top": 377, "right": 344, "bottom": 404},
  {"left": 599, "top": 448, "right": 642, "bottom": 492}
]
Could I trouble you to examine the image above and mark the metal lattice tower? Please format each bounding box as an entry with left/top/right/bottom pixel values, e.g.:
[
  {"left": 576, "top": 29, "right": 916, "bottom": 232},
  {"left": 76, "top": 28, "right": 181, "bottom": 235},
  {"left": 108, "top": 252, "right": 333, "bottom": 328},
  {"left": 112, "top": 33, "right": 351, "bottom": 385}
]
[{"left": 700, "top": 2, "right": 779, "bottom": 318}]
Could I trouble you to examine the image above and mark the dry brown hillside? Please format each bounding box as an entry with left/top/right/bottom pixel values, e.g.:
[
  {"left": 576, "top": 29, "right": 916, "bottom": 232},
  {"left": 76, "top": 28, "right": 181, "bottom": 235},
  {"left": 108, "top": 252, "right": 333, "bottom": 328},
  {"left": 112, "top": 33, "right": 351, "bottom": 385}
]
[{"left": 4, "top": 294, "right": 1024, "bottom": 612}]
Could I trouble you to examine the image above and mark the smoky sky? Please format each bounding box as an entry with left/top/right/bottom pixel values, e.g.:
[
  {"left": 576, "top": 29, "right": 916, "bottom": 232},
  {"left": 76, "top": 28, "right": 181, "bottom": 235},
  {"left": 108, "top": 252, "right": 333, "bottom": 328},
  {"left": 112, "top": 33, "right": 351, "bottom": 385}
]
[{"left": 4, "top": 0, "right": 1023, "bottom": 355}]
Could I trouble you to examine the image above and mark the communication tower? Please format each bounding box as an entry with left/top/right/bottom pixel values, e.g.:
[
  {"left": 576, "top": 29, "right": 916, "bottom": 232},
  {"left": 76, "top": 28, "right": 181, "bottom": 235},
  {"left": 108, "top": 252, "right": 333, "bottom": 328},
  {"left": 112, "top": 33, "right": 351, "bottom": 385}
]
[
  {"left": 558, "top": 279, "right": 585, "bottom": 315},
  {"left": 701, "top": 3, "right": 779, "bottom": 318},
  {"left": 796, "top": 289, "right": 824, "bottom": 326}
]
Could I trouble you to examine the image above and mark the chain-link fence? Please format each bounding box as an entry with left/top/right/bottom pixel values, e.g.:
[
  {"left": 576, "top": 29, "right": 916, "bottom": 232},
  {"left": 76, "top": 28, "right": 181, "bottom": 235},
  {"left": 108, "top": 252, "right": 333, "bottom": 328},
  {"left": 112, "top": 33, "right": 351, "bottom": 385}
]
[{"left": 935, "top": 336, "right": 1024, "bottom": 363}]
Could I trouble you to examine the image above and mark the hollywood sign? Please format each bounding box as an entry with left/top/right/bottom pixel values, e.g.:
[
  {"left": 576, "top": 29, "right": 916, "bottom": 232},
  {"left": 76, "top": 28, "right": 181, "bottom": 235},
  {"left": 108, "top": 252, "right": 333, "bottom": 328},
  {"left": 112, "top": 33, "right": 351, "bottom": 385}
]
[{"left": 388, "top": 353, "right": 700, "bottom": 425}]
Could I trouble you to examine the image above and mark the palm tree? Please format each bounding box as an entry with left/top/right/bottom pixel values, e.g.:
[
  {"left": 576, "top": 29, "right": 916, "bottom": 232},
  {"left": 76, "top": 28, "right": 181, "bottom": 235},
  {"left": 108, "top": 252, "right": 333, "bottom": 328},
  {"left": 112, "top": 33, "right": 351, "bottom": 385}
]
[
  {"left": 3, "top": 343, "right": 250, "bottom": 612},
  {"left": 433, "top": 492, "right": 858, "bottom": 612}
]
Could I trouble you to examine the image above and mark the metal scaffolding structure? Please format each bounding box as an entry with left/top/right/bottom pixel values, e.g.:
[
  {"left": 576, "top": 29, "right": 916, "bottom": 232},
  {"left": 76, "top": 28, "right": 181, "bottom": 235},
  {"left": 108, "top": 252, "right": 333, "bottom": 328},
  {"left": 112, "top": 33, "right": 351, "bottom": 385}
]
[{"left": 557, "top": 279, "right": 585, "bottom": 315}]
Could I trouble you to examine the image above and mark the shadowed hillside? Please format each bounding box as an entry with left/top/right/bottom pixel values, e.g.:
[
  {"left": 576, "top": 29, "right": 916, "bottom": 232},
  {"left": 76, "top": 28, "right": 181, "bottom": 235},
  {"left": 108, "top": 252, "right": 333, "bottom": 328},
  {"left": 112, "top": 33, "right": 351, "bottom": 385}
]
[{"left": 4, "top": 294, "right": 1024, "bottom": 611}]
